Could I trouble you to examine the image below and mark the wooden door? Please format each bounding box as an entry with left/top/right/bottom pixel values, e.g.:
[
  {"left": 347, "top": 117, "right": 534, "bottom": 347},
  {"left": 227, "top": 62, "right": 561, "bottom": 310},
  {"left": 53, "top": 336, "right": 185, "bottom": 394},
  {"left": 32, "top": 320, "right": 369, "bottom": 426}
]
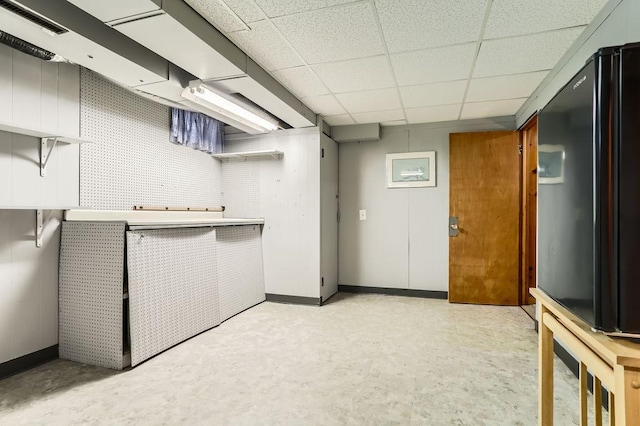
[
  {"left": 521, "top": 116, "right": 538, "bottom": 305},
  {"left": 449, "top": 131, "right": 521, "bottom": 305}
]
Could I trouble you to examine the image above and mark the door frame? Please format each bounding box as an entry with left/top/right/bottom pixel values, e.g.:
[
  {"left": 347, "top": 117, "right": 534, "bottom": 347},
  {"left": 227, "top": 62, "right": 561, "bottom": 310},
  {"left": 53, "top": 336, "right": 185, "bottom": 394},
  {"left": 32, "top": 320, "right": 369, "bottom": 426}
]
[{"left": 520, "top": 115, "right": 538, "bottom": 305}]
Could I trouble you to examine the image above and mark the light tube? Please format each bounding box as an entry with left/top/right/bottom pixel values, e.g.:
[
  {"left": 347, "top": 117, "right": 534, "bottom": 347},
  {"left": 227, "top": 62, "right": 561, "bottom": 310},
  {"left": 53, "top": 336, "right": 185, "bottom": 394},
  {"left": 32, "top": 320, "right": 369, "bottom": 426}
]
[{"left": 182, "top": 84, "right": 278, "bottom": 133}]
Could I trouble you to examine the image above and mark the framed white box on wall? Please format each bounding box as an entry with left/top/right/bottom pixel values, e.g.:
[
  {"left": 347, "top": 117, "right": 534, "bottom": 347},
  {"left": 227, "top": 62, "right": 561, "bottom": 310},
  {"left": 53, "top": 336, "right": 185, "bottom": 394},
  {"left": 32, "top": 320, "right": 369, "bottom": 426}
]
[{"left": 386, "top": 151, "right": 436, "bottom": 188}]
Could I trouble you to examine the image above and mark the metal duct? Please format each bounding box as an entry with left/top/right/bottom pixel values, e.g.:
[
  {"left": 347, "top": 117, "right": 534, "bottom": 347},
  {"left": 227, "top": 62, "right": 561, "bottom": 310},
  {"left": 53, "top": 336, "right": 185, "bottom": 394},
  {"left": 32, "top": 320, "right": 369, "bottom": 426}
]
[
  {"left": 0, "top": 0, "right": 67, "bottom": 35},
  {"left": 0, "top": 30, "right": 65, "bottom": 61}
]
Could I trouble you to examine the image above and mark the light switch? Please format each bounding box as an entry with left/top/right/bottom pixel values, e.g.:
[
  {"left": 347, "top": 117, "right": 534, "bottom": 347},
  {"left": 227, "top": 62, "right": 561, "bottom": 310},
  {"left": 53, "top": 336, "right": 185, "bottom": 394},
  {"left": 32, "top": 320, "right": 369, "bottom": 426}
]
[{"left": 359, "top": 210, "right": 366, "bottom": 220}]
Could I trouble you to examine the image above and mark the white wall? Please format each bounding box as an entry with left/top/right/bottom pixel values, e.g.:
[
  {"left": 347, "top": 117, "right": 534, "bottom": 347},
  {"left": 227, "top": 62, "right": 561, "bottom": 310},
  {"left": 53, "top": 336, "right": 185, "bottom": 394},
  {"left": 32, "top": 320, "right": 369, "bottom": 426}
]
[
  {"left": 222, "top": 128, "right": 322, "bottom": 299},
  {"left": 0, "top": 46, "right": 80, "bottom": 208},
  {"left": 0, "top": 46, "right": 80, "bottom": 364},
  {"left": 517, "top": 0, "right": 637, "bottom": 126},
  {"left": 338, "top": 117, "right": 515, "bottom": 292}
]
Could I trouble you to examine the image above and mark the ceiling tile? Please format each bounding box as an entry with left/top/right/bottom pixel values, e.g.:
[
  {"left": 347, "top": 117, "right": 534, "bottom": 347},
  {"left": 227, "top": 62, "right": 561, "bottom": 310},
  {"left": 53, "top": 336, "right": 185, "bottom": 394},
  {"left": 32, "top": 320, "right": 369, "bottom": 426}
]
[
  {"left": 312, "top": 55, "right": 395, "bottom": 93},
  {"left": 460, "top": 98, "right": 527, "bottom": 120},
  {"left": 272, "top": 2, "right": 384, "bottom": 64},
  {"left": 324, "top": 114, "right": 355, "bottom": 126},
  {"left": 473, "top": 27, "right": 584, "bottom": 78},
  {"left": 352, "top": 109, "right": 405, "bottom": 124},
  {"left": 399, "top": 80, "right": 467, "bottom": 108},
  {"left": 336, "top": 88, "right": 402, "bottom": 113},
  {"left": 405, "top": 104, "right": 461, "bottom": 124},
  {"left": 272, "top": 66, "right": 329, "bottom": 98},
  {"left": 228, "top": 20, "right": 304, "bottom": 71},
  {"left": 253, "top": 0, "right": 355, "bottom": 18},
  {"left": 302, "top": 94, "right": 346, "bottom": 116},
  {"left": 375, "top": 0, "right": 488, "bottom": 53},
  {"left": 185, "top": 0, "right": 264, "bottom": 33},
  {"left": 466, "top": 71, "right": 548, "bottom": 102},
  {"left": 391, "top": 43, "right": 476, "bottom": 86},
  {"left": 485, "top": 0, "right": 606, "bottom": 39}
]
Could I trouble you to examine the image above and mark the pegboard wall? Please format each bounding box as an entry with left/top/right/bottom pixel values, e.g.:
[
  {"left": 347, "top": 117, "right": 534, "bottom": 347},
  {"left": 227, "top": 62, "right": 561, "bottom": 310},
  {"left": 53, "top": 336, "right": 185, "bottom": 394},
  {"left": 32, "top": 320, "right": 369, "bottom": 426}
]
[
  {"left": 221, "top": 158, "right": 261, "bottom": 218},
  {"left": 59, "top": 222, "right": 126, "bottom": 370},
  {"left": 126, "top": 227, "right": 220, "bottom": 366},
  {"left": 220, "top": 138, "right": 262, "bottom": 218},
  {"left": 216, "top": 226, "right": 265, "bottom": 322},
  {"left": 80, "top": 69, "right": 221, "bottom": 210}
]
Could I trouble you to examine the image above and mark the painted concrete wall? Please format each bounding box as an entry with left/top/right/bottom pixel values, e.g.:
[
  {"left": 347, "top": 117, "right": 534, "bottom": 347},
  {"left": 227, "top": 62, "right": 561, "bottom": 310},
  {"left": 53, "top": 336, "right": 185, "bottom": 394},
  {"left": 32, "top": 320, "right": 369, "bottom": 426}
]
[
  {"left": 0, "top": 46, "right": 80, "bottom": 364},
  {"left": 222, "top": 128, "right": 322, "bottom": 299},
  {"left": 338, "top": 117, "right": 515, "bottom": 292}
]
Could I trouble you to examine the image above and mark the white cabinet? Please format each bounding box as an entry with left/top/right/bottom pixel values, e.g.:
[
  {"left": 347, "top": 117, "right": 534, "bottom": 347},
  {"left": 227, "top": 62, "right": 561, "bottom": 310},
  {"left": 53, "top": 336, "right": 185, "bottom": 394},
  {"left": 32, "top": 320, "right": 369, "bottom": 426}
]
[{"left": 59, "top": 221, "right": 265, "bottom": 369}]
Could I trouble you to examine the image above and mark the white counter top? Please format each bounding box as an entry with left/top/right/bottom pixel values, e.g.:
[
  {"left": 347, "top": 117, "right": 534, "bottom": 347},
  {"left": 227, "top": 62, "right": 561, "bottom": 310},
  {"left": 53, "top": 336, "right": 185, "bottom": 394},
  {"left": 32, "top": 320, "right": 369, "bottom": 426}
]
[{"left": 64, "top": 210, "right": 264, "bottom": 227}]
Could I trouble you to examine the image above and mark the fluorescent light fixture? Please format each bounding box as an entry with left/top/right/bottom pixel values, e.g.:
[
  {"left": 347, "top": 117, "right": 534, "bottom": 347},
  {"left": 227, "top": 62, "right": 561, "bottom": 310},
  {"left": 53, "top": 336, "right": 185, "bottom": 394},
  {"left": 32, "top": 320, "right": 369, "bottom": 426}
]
[{"left": 181, "top": 83, "right": 279, "bottom": 134}]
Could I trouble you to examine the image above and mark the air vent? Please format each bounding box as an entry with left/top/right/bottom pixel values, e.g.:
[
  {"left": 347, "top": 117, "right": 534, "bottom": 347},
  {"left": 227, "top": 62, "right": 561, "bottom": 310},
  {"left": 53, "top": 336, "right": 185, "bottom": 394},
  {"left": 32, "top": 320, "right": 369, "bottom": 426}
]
[{"left": 0, "top": 0, "right": 68, "bottom": 35}]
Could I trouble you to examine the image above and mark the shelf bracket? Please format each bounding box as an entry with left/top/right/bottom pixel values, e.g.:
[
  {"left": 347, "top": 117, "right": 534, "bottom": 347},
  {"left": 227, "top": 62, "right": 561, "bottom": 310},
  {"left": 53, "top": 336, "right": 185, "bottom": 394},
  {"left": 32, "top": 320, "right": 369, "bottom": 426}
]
[
  {"left": 35, "top": 209, "right": 54, "bottom": 248},
  {"left": 36, "top": 209, "right": 43, "bottom": 247},
  {"left": 40, "top": 137, "right": 59, "bottom": 177}
]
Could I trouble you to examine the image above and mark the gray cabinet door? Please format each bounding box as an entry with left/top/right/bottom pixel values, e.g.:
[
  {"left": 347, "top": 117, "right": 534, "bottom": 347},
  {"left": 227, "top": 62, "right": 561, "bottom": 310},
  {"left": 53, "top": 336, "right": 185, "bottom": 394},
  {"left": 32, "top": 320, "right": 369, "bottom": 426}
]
[
  {"left": 216, "top": 226, "right": 265, "bottom": 322},
  {"left": 126, "top": 227, "right": 219, "bottom": 366},
  {"left": 59, "top": 222, "right": 126, "bottom": 369}
]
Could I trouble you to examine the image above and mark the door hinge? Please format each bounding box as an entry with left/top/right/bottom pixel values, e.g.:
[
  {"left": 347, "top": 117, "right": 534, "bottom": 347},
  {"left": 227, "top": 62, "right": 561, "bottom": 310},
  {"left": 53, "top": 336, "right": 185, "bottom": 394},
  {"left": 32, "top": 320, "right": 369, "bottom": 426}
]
[
  {"left": 518, "top": 144, "right": 523, "bottom": 155},
  {"left": 321, "top": 277, "right": 324, "bottom": 286},
  {"left": 321, "top": 148, "right": 325, "bottom": 158}
]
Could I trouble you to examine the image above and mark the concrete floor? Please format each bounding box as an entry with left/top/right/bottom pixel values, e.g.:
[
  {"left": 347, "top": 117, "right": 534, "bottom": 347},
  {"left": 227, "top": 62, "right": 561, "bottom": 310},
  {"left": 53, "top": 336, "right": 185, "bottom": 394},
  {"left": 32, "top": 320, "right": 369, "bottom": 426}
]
[{"left": 0, "top": 293, "right": 601, "bottom": 425}]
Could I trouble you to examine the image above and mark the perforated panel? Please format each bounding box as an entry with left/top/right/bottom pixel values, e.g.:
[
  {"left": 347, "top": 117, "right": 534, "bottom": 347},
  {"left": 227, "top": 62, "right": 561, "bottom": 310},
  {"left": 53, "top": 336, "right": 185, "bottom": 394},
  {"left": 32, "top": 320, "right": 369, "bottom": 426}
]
[
  {"left": 216, "top": 226, "right": 265, "bottom": 322},
  {"left": 221, "top": 158, "right": 261, "bottom": 218},
  {"left": 79, "top": 69, "right": 221, "bottom": 210},
  {"left": 59, "top": 222, "right": 125, "bottom": 370},
  {"left": 126, "top": 227, "right": 220, "bottom": 366}
]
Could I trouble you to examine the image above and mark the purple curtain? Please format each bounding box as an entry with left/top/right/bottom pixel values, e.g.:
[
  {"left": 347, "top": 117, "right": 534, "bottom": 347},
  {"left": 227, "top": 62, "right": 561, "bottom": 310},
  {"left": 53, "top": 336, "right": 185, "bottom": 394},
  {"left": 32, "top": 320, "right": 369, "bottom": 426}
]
[{"left": 170, "top": 108, "right": 224, "bottom": 154}]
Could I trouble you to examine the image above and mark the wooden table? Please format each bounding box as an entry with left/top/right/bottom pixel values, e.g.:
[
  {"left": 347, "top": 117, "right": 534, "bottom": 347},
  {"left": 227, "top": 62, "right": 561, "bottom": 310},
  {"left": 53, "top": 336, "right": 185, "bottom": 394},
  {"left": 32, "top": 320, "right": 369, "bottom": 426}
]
[{"left": 532, "top": 288, "right": 640, "bottom": 425}]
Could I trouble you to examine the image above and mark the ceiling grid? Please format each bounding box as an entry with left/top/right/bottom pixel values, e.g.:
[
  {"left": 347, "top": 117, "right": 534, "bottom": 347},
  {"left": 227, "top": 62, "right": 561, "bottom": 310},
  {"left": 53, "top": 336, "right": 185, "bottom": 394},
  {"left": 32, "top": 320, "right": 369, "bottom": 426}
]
[
  {"left": 185, "top": 0, "right": 608, "bottom": 126},
  {"left": 456, "top": 0, "right": 496, "bottom": 121}
]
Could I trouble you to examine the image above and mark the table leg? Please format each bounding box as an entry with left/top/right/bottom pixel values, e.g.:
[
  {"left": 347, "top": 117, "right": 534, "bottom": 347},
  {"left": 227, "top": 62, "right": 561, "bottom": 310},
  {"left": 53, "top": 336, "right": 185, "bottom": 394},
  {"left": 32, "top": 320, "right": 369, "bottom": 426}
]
[
  {"left": 614, "top": 366, "right": 640, "bottom": 426},
  {"left": 610, "top": 391, "right": 615, "bottom": 426},
  {"left": 580, "top": 362, "right": 588, "bottom": 426},
  {"left": 595, "top": 376, "right": 603, "bottom": 426},
  {"left": 539, "top": 309, "right": 554, "bottom": 425}
]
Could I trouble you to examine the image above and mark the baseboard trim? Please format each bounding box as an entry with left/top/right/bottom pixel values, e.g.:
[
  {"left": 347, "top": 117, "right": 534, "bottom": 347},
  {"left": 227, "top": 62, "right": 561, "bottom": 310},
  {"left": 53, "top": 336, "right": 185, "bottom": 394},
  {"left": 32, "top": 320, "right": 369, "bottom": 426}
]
[
  {"left": 534, "top": 320, "right": 609, "bottom": 410},
  {"left": 266, "top": 294, "right": 321, "bottom": 306},
  {"left": 0, "top": 345, "right": 58, "bottom": 380},
  {"left": 338, "top": 285, "right": 448, "bottom": 300}
]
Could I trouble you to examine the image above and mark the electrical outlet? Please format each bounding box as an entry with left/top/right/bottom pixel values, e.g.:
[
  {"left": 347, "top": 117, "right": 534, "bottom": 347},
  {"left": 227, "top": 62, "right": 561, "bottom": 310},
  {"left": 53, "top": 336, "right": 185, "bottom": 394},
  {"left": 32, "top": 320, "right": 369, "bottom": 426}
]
[{"left": 359, "top": 210, "right": 366, "bottom": 220}]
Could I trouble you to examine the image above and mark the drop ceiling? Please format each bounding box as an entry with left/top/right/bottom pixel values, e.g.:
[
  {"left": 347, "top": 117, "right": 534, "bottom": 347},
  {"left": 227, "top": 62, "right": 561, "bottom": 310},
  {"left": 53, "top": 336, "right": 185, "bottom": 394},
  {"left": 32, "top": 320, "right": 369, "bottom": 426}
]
[{"left": 185, "top": 0, "right": 607, "bottom": 126}]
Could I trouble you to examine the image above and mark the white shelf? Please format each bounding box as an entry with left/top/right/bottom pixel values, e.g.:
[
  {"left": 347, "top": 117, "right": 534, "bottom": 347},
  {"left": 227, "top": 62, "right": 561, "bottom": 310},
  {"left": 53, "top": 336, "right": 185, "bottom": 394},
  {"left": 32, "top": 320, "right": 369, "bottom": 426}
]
[
  {"left": 212, "top": 149, "right": 283, "bottom": 161},
  {"left": 0, "top": 120, "right": 94, "bottom": 177},
  {"left": 0, "top": 120, "right": 93, "bottom": 144}
]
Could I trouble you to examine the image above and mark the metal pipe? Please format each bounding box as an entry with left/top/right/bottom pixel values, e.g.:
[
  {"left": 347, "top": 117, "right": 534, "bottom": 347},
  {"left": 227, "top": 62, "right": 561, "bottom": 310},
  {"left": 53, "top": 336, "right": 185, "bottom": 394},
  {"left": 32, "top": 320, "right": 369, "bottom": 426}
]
[{"left": 0, "top": 30, "right": 58, "bottom": 61}]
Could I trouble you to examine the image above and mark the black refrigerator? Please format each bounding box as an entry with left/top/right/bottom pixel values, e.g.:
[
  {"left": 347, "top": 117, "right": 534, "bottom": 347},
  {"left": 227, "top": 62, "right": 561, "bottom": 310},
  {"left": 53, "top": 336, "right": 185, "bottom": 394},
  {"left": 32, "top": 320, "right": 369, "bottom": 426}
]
[{"left": 538, "top": 43, "right": 640, "bottom": 336}]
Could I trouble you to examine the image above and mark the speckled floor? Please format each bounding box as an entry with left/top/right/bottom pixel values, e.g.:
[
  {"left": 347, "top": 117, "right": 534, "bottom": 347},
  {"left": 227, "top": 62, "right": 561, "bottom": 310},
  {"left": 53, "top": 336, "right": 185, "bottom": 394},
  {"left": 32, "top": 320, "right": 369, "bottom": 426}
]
[{"left": 0, "top": 293, "right": 604, "bottom": 425}]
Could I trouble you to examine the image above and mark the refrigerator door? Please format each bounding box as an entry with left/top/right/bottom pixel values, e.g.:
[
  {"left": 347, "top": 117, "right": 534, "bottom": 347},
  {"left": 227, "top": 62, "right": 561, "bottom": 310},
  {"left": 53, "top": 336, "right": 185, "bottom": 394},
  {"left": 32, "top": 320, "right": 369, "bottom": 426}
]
[
  {"left": 593, "top": 50, "right": 616, "bottom": 332},
  {"left": 538, "top": 59, "right": 597, "bottom": 327},
  {"left": 617, "top": 45, "right": 640, "bottom": 333}
]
